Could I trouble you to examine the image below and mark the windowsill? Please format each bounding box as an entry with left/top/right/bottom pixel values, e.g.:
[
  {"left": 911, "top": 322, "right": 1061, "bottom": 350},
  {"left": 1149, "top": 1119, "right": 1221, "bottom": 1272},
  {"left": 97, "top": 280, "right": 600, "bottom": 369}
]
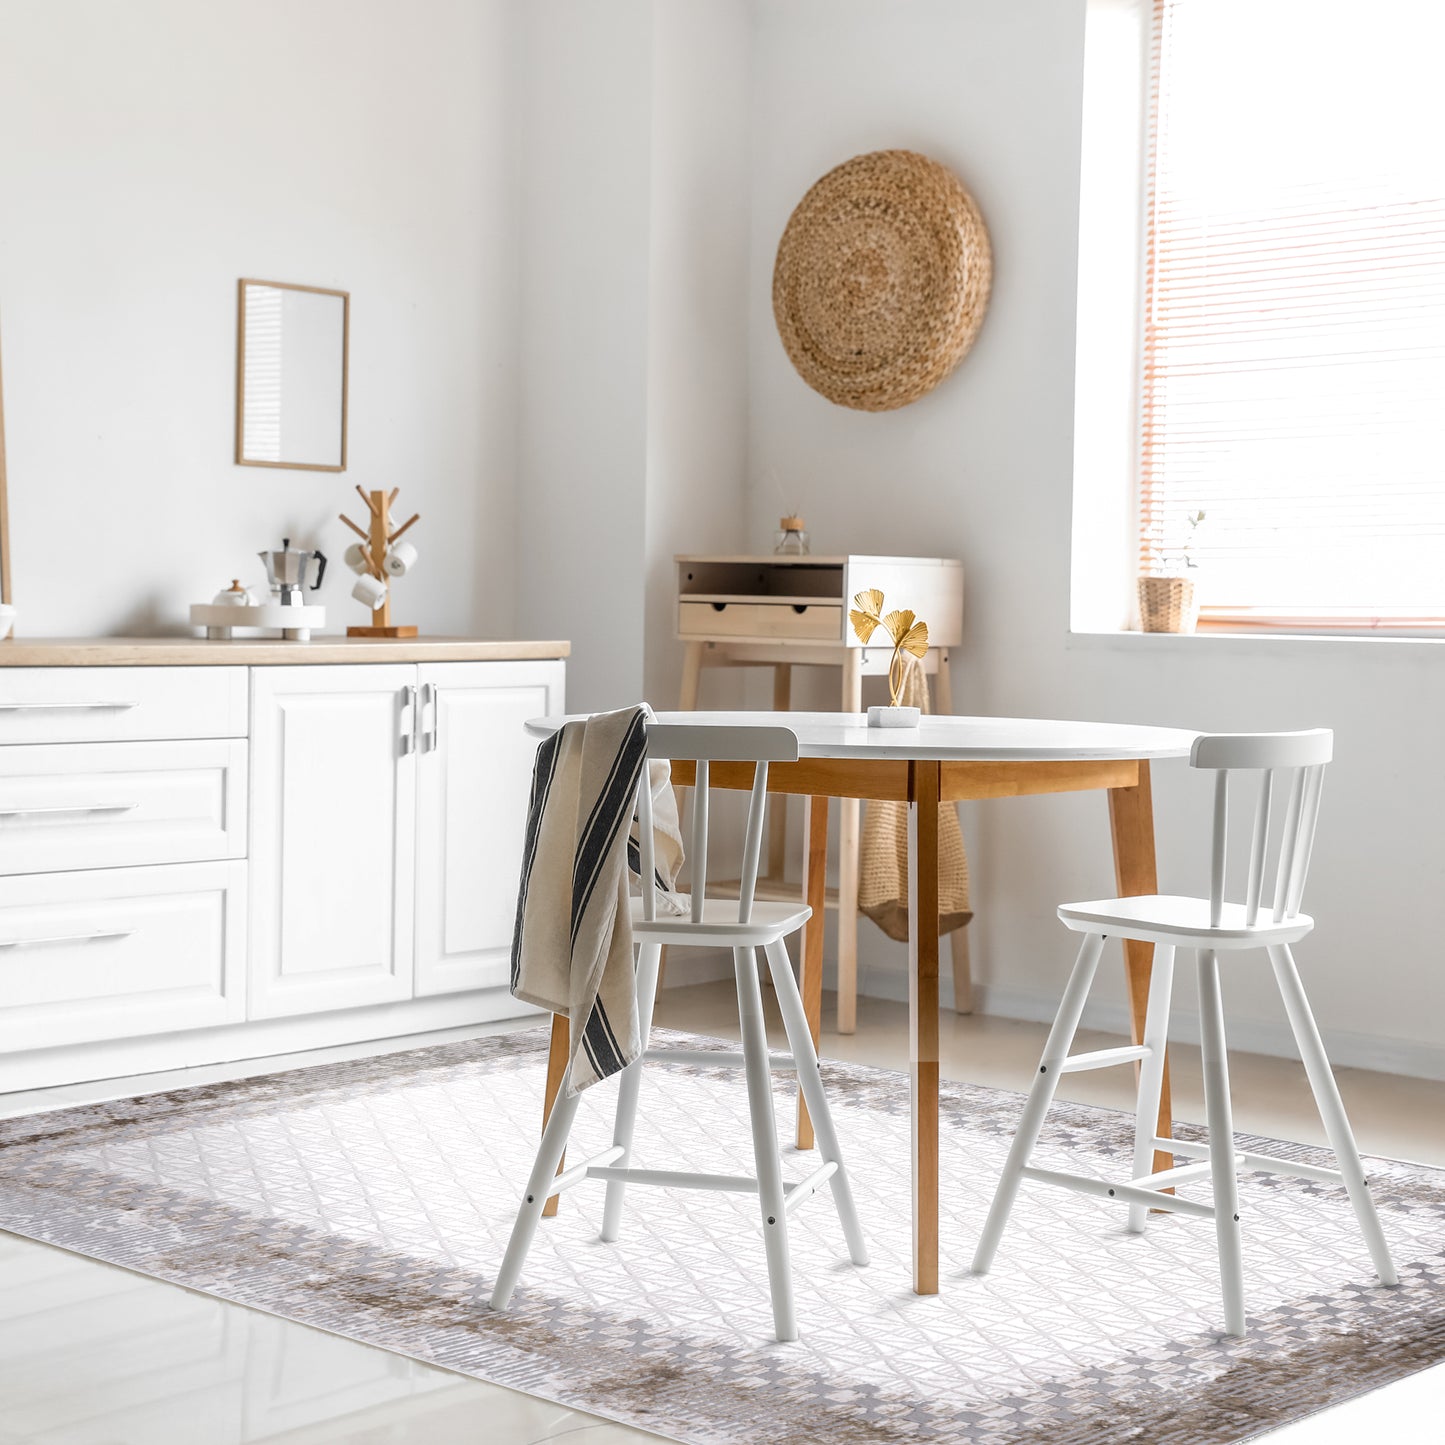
[{"left": 1069, "top": 627, "right": 1445, "bottom": 656}]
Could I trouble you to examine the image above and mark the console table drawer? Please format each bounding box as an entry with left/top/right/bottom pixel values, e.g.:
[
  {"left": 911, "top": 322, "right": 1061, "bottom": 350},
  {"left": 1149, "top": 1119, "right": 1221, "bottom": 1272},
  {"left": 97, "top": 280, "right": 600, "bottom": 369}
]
[
  {"left": 0, "top": 741, "right": 247, "bottom": 875},
  {"left": 0, "top": 861, "right": 246, "bottom": 1050},
  {"left": 0, "top": 667, "right": 248, "bottom": 745},
  {"left": 678, "top": 601, "right": 843, "bottom": 642}
]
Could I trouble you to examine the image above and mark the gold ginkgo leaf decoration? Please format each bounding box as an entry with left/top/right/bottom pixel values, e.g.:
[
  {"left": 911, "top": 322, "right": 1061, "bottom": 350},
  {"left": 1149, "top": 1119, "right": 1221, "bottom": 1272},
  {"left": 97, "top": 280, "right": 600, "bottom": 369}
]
[
  {"left": 849, "top": 588, "right": 886, "bottom": 644},
  {"left": 883, "top": 610, "right": 929, "bottom": 659},
  {"left": 850, "top": 590, "right": 931, "bottom": 706}
]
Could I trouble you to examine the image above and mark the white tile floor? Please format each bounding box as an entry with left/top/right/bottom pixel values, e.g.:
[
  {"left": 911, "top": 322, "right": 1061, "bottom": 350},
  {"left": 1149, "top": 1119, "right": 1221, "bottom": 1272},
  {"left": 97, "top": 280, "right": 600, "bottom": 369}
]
[{"left": 0, "top": 987, "right": 1441, "bottom": 1443}]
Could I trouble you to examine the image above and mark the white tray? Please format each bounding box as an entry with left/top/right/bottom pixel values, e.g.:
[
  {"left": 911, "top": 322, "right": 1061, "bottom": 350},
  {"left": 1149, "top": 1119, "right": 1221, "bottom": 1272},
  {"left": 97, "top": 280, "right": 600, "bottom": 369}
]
[{"left": 190, "top": 602, "right": 327, "bottom": 640}]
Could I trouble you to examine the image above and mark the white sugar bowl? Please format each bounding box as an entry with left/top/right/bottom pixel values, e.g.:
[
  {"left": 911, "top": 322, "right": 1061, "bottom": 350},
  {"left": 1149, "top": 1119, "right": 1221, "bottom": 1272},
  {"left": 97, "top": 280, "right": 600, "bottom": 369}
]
[{"left": 212, "top": 580, "right": 258, "bottom": 607}]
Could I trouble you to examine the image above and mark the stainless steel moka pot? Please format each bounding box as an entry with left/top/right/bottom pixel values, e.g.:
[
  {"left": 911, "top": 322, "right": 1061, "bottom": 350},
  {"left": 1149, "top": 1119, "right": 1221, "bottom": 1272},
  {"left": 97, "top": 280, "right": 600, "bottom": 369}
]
[{"left": 259, "top": 538, "right": 328, "bottom": 607}]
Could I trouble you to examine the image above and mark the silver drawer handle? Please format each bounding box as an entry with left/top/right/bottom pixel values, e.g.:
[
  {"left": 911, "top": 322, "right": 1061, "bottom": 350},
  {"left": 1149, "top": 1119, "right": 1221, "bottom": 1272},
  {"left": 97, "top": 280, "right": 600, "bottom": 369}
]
[
  {"left": 0, "top": 701, "right": 139, "bottom": 712},
  {"left": 0, "top": 929, "right": 136, "bottom": 949},
  {"left": 399, "top": 684, "right": 418, "bottom": 756},
  {"left": 421, "top": 681, "right": 438, "bottom": 752},
  {"left": 0, "top": 803, "right": 139, "bottom": 819}
]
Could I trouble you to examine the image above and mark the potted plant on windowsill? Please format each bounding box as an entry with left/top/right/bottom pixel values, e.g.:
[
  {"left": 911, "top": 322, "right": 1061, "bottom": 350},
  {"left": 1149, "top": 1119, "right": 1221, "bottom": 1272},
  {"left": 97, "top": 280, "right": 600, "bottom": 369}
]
[{"left": 1138, "top": 510, "right": 1205, "bottom": 634}]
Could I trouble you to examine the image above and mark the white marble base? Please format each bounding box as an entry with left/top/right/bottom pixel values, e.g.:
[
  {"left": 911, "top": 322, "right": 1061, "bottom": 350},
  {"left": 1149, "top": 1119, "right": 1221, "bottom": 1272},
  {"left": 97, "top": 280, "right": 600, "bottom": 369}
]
[{"left": 866, "top": 704, "right": 920, "bottom": 728}]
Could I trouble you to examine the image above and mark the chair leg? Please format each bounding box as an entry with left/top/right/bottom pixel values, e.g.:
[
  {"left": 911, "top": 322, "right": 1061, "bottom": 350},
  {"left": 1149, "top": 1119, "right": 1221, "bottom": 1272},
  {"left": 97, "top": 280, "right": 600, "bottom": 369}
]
[
  {"left": 1128, "top": 943, "right": 1176, "bottom": 1232},
  {"left": 1197, "top": 949, "right": 1246, "bottom": 1337},
  {"left": 490, "top": 1065, "right": 583, "bottom": 1312},
  {"left": 972, "top": 931, "right": 1107, "bottom": 1275},
  {"left": 734, "top": 945, "right": 798, "bottom": 1342},
  {"left": 764, "top": 938, "right": 869, "bottom": 1267},
  {"left": 600, "top": 943, "right": 664, "bottom": 1243},
  {"left": 1268, "top": 944, "right": 1398, "bottom": 1286}
]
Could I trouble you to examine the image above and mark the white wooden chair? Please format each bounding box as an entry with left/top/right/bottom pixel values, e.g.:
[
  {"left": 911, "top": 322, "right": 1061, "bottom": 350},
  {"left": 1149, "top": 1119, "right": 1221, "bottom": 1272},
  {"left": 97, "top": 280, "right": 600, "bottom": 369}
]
[
  {"left": 971, "top": 729, "right": 1397, "bottom": 1337},
  {"left": 490, "top": 723, "right": 868, "bottom": 1342}
]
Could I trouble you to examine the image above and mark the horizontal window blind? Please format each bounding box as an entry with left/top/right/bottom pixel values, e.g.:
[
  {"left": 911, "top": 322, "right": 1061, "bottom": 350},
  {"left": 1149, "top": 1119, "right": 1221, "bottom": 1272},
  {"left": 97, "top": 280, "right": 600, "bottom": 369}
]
[{"left": 1140, "top": 0, "right": 1445, "bottom": 623}]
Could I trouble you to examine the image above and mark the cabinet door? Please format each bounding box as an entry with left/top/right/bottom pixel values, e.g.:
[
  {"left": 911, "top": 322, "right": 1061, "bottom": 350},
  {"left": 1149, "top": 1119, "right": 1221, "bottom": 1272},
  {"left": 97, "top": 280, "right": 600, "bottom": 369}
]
[
  {"left": 414, "top": 660, "right": 564, "bottom": 996},
  {"left": 249, "top": 665, "right": 417, "bottom": 1019}
]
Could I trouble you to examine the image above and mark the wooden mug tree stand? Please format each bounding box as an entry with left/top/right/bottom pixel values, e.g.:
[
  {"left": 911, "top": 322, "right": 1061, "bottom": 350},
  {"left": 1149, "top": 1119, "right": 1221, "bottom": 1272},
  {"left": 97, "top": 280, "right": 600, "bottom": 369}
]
[{"left": 340, "top": 486, "right": 420, "bottom": 638}]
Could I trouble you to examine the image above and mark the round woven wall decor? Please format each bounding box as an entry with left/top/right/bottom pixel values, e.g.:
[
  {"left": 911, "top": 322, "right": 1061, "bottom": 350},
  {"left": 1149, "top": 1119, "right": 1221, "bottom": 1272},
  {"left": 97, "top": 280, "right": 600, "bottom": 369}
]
[{"left": 772, "top": 149, "right": 992, "bottom": 412}]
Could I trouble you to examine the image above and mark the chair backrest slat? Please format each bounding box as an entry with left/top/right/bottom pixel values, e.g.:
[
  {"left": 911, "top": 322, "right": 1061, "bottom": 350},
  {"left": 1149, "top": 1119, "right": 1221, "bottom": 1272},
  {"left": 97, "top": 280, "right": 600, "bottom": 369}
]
[
  {"left": 638, "top": 760, "right": 657, "bottom": 924},
  {"left": 1286, "top": 765, "right": 1327, "bottom": 917},
  {"left": 637, "top": 724, "right": 799, "bottom": 932},
  {"left": 1271, "top": 767, "right": 1306, "bottom": 924},
  {"left": 1210, "top": 771, "right": 1229, "bottom": 927},
  {"left": 737, "top": 762, "right": 770, "bottom": 925},
  {"left": 1244, "top": 769, "right": 1274, "bottom": 927},
  {"left": 1190, "top": 729, "right": 1332, "bottom": 925},
  {"left": 689, "top": 760, "right": 710, "bottom": 924}
]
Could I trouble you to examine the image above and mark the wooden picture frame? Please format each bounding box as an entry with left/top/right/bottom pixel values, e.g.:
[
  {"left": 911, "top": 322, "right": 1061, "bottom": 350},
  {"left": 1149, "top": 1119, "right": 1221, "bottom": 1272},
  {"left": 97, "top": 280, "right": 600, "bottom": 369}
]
[{"left": 235, "top": 278, "right": 350, "bottom": 473}]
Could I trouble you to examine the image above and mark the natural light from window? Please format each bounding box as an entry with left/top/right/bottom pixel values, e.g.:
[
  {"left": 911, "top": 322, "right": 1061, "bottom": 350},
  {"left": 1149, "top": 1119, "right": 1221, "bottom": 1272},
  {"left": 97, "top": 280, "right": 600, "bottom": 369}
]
[{"left": 1140, "top": 0, "right": 1445, "bottom": 626}]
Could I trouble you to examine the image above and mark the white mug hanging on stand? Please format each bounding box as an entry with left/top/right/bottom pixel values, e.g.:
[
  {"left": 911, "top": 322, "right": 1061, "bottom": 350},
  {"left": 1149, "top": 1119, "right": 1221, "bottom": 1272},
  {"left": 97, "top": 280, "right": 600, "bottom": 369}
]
[
  {"left": 384, "top": 541, "right": 418, "bottom": 577},
  {"left": 344, "top": 542, "right": 369, "bottom": 574},
  {"left": 352, "top": 573, "right": 388, "bottom": 609}
]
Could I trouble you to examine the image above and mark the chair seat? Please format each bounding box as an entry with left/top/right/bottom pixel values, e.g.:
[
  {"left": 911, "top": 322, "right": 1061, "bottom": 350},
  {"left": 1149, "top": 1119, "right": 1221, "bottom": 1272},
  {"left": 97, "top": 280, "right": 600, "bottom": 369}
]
[
  {"left": 1057, "top": 893, "right": 1314, "bottom": 949},
  {"left": 631, "top": 895, "right": 811, "bottom": 948}
]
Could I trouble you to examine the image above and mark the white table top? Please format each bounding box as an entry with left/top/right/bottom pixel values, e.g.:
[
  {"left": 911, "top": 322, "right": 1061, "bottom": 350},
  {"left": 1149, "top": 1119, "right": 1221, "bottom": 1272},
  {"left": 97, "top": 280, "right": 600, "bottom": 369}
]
[{"left": 526, "top": 711, "right": 1198, "bottom": 762}]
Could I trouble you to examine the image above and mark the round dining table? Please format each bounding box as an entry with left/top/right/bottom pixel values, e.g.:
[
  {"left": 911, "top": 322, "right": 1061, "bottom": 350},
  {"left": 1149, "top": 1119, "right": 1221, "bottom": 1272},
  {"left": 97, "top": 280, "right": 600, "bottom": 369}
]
[{"left": 528, "top": 710, "right": 1199, "bottom": 1296}]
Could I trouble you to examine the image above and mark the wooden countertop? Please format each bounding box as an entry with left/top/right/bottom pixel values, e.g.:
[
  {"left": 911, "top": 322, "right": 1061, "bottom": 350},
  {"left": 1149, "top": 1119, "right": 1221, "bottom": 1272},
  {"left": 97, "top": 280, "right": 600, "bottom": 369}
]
[{"left": 0, "top": 636, "right": 571, "bottom": 667}]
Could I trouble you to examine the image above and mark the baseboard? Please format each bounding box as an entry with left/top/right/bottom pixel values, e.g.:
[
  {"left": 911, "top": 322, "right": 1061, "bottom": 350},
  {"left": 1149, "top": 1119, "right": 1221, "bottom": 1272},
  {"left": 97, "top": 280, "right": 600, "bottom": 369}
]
[
  {"left": 851, "top": 968, "right": 1445, "bottom": 1084},
  {"left": 0, "top": 990, "right": 545, "bottom": 1096}
]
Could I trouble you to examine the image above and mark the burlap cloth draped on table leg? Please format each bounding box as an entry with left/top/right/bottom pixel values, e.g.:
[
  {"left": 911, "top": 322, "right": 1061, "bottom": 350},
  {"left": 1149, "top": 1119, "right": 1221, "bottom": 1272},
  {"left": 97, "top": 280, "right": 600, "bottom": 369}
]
[{"left": 857, "top": 656, "right": 971, "bottom": 941}]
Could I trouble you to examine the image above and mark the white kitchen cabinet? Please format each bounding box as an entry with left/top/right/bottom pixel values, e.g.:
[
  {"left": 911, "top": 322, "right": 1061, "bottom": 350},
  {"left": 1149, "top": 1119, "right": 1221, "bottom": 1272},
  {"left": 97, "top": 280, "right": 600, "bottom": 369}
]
[
  {"left": 248, "top": 665, "right": 418, "bottom": 1020},
  {"left": 414, "top": 660, "right": 564, "bottom": 996},
  {"left": 0, "top": 639, "right": 568, "bottom": 1092}
]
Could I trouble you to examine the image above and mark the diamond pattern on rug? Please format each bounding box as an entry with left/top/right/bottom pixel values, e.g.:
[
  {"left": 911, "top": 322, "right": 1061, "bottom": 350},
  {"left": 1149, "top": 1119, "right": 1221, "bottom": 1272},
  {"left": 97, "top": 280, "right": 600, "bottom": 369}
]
[{"left": 2, "top": 1027, "right": 1443, "bottom": 1445}]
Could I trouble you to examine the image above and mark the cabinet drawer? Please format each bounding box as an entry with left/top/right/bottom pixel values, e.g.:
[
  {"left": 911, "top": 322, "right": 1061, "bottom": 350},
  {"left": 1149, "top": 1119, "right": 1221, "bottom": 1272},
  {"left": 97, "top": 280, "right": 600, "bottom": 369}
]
[
  {"left": 0, "top": 667, "right": 248, "bottom": 745},
  {"left": 0, "top": 741, "right": 247, "bottom": 875},
  {"left": 678, "top": 601, "right": 843, "bottom": 642},
  {"left": 0, "top": 861, "right": 246, "bottom": 1050}
]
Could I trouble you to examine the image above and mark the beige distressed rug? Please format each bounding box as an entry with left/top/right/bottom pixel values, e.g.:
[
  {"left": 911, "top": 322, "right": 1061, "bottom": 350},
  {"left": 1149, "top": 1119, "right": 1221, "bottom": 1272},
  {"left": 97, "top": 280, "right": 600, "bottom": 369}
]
[{"left": 1, "top": 1027, "right": 1443, "bottom": 1444}]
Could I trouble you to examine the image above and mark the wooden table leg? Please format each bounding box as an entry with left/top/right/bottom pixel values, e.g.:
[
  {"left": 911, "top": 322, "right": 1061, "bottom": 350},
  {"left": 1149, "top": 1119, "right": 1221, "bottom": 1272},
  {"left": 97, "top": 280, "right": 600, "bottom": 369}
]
[
  {"left": 796, "top": 794, "right": 829, "bottom": 1150},
  {"left": 679, "top": 640, "right": 704, "bottom": 711},
  {"left": 540, "top": 1012, "right": 570, "bottom": 1218},
  {"left": 1109, "top": 759, "right": 1173, "bottom": 1176},
  {"left": 909, "top": 760, "right": 942, "bottom": 1295}
]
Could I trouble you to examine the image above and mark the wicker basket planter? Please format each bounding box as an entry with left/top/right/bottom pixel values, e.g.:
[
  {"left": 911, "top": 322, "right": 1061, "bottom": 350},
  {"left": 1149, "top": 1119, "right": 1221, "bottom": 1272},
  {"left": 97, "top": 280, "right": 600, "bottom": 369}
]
[{"left": 1138, "top": 575, "right": 1199, "bottom": 634}]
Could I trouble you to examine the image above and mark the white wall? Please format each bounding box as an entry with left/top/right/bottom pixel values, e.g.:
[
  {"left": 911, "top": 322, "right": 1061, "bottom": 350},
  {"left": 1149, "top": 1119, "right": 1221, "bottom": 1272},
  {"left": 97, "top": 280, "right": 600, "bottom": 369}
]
[
  {"left": 0, "top": 0, "right": 520, "bottom": 639},
  {"left": 512, "top": 0, "right": 654, "bottom": 712},
  {"left": 644, "top": 2, "right": 752, "bottom": 708},
  {"left": 511, "top": 0, "right": 752, "bottom": 715},
  {"left": 744, "top": 0, "right": 1445, "bottom": 1078}
]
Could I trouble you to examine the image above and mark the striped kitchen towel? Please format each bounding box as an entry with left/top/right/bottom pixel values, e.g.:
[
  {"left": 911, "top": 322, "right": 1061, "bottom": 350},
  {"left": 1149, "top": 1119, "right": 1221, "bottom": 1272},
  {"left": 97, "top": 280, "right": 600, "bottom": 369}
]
[{"left": 509, "top": 705, "right": 683, "bottom": 1094}]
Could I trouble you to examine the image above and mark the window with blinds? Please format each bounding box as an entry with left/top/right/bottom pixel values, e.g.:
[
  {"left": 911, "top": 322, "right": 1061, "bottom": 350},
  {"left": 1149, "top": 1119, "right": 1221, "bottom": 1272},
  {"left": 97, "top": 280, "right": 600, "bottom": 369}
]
[{"left": 1139, "top": 0, "right": 1445, "bottom": 626}]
